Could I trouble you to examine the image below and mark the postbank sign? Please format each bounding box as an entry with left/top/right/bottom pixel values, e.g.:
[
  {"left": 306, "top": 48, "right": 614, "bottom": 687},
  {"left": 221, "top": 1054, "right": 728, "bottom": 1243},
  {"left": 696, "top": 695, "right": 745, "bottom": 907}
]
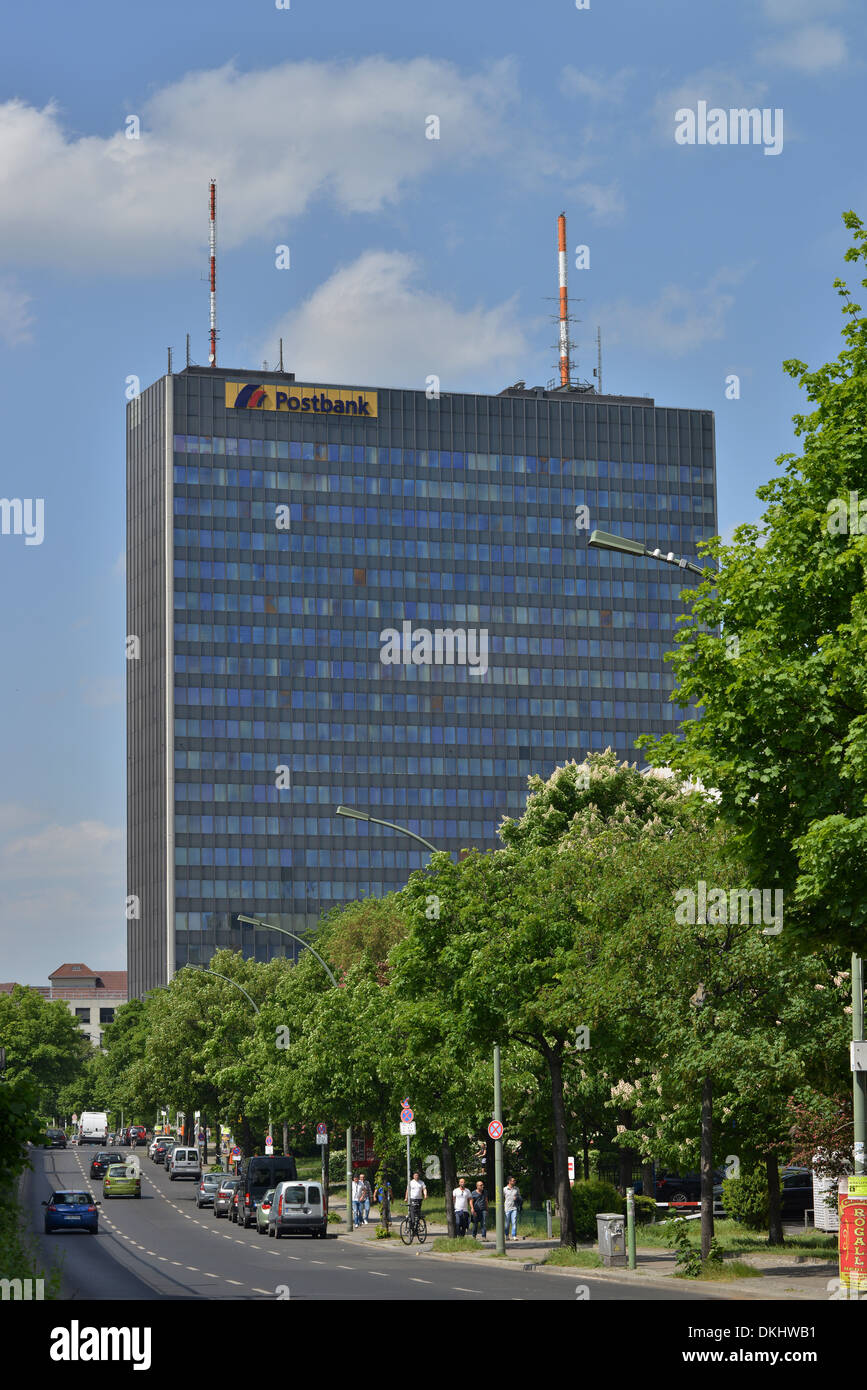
[{"left": 226, "top": 381, "right": 377, "bottom": 418}]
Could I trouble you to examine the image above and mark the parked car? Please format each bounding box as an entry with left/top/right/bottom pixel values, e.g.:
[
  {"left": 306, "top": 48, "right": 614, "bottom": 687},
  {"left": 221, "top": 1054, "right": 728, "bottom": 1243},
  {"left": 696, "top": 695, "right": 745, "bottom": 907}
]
[
  {"left": 89, "top": 1150, "right": 125, "bottom": 1180},
  {"left": 655, "top": 1169, "right": 725, "bottom": 1205},
  {"left": 268, "top": 1181, "right": 327, "bottom": 1239},
  {"left": 213, "top": 1177, "right": 240, "bottom": 1218},
  {"left": 151, "top": 1140, "right": 175, "bottom": 1166},
  {"left": 234, "top": 1154, "right": 299, "bottom": 1230},
  {"left": 168, "top": 1147, "right": 202, "bottom": 1182},
  {"left": 44, "top": 1128, "right": 67, "bottom": 1149},
  {"left": 195, "top": 1172, "right": 225, "bottom": 1208},
  {"left": 103, "top": 1163, "right": 142, "bottom": 1199},
  {"left": 43, "top": 1189, "right": 100, "bottom": 1234},
  {"left": 255, "top": 1188, "right": 275, "bottom": 1234}
]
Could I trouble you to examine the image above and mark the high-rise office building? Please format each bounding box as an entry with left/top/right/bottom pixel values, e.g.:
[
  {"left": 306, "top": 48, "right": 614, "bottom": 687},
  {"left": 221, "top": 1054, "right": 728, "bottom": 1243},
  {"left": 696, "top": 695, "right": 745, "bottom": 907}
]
[{"left": 127, "top": 367, "right": 716, "bottom": 998}]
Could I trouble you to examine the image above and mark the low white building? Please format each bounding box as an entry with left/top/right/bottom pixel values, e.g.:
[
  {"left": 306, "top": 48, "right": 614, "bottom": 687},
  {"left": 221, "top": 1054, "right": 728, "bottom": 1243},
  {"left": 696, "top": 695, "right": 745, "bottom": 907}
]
[{"left": 0, "top": 963, "right": 129, "bottom": 1048}]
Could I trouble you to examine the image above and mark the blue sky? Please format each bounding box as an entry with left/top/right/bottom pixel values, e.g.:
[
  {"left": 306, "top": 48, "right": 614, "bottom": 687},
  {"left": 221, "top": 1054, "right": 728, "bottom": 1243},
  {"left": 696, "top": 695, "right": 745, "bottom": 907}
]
[{"left": 0, "top": 0, "right": 862, "bottom": 981}]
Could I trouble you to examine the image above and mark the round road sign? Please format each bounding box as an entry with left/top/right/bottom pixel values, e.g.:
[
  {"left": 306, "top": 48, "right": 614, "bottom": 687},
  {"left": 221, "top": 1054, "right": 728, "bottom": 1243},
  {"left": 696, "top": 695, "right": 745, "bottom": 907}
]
[
  {"left": 316, "top": 1122, "right": 328, "bottom": 1135},
  {"left": 400, "top": 1106, "right": 414, "bottom": 1122},
  {"left": 488, "top": 1119, "right": 504, "bottom": 1141}
]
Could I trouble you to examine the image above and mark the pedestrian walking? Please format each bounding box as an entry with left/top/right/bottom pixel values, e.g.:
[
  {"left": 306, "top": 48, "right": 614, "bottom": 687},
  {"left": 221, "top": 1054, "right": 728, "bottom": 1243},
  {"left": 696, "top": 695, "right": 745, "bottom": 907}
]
[
  {"left": 469, "top": 1181, "right": 488, "bottom": 1240},
  {"left": 503, "top": 1176, "right": 521, "bottom": 1240},
  {"left": 359, "top": 1171, "right": 372, "bottom": 1225},
  {"left": 352, "top": 1175, "right": 365, "bottom": 1228},
  {"left": 452, "top": 1177, "right": 471, "bottom": 1237}
]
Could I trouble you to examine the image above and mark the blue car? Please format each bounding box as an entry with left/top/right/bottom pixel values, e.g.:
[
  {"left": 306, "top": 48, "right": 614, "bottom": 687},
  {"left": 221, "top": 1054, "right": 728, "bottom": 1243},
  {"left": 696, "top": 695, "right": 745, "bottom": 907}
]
[{"left": 43, "top": 1189, "right": 100, "bottom": 1234}]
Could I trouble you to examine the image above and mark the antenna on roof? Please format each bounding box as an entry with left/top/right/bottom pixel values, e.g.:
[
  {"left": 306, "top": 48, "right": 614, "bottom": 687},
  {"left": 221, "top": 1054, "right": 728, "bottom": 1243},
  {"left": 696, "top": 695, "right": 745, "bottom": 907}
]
[
  {"left": 279, "top": 338, "right": 284, "bottom": 373},
  {"left": 557, "top": 212, "right": 571, "bottom": 387},
  {"left": 186, "top": 333, "right": 191, "bottom": 368},
  {"left": 208, "top": 179, "right": 217, "bottom": 367},
  {"left": 594, "top": 326, "right": 602, "bottom": 394}
]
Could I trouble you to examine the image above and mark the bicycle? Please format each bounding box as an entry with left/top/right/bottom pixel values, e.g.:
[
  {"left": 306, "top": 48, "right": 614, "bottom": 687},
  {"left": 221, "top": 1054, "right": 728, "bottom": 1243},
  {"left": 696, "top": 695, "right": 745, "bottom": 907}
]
[{"left": 399, "top": 1205, "right": 427, "bottom": 1245}]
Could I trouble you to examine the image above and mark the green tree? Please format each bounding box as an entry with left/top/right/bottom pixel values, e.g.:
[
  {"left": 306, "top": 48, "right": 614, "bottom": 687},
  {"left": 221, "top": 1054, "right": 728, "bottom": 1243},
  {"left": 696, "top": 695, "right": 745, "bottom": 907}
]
[
  {"left": 0, "top": 985, "right": 91, "bottom": 1117},
  {"left": 639, "top": 212, "right": 867, "bottom": 954}
]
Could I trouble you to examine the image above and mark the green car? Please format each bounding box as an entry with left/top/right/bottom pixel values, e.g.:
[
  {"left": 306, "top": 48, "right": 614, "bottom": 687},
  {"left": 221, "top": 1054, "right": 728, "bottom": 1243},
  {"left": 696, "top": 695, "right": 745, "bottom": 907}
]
[
  {"left": 103, "top": 1163, "right": 141, "bottom": 1198},
  {"left": 255, "top": 1188, "right": 276, "bottom": 1234}
]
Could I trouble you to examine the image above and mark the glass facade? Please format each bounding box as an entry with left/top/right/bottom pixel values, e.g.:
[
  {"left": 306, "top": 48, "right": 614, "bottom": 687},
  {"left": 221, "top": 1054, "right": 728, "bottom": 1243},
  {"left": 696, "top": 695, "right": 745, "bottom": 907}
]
[{"left": 127, "top": 368, "right": 716, "bottom": 997}]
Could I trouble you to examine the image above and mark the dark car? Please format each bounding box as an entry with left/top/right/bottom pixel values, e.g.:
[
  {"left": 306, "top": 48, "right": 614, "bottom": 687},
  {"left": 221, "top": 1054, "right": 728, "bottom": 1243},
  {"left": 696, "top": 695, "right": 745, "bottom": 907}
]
[
  {"left": 44, "top": 1129, "right": 67, "bottom": 1149},
  {"left": 43, "top": 1189, "right": 100, "bottom": 1234},
  {"left": 655, "top": 1169, "right": 725, "bottom": 1206},
  {"left": 152, "top": 1140, "right": 174, "bottom": 1165},
  {"left": 213, "top": 1177, "right": 240, "bottom": 1218},
  {"left": 89, "top": 1150, "right": 125, "bottom": 1179},
  {"left": 234, "top": 1154, "right": 299, "bottom": 1230}
]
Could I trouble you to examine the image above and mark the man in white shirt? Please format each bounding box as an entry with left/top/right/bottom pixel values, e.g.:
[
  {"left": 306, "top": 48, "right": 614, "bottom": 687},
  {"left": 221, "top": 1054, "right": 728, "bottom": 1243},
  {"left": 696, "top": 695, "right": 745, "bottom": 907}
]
[
  {"left": 404, "top": 1171, "right": 428, "bottom": 1227},
  {"left": 352, "top": 1176, "right": 364, "bottom": 1228},
  {"left": 452, "top": 1177, "right": 471, "bottom": 1237},
  {"left": 503, "top": 1175, "right": 521, "bottom": 1239}
]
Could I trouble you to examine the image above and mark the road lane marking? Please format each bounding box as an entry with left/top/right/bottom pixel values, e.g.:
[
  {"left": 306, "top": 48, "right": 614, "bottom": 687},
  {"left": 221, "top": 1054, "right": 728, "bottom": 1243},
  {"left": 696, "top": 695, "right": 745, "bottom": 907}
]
[
  {"left": 186, "top": 1266, "right": 199, "bottom": 1272},
  {"left": 369, "top": 1271, "right": 388, "bottom": 1277},
  {"left": 252, "top": 1288, "right": 271, "bottom": 1295},
  {"left": 203, "top": 1272, "right": 219, "bottom": 1278},
  {"left": 453, "top": 1287, "right": 481, "bottom": 1293},
  {"left": 225, "top": 1279, "right": 243, "bottom": 1286},
  {"left": 410, "top": 1278, "right": 432, "bottom": 1284}
]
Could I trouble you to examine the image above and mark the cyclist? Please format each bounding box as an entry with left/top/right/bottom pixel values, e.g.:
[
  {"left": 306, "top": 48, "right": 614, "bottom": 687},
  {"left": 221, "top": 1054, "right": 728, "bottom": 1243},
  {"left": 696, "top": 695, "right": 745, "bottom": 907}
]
[{"left": 404, "top": 1170, "right": 428, "bottom": 1231}]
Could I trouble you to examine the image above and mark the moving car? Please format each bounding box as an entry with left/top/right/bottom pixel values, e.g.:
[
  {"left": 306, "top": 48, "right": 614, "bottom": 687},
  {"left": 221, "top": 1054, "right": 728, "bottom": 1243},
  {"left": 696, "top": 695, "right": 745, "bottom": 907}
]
[
  {"left": 44, "top": 1128, "right": 67, "bottom": 1149},
  {"left": 89, "top": 1150, "right": 125, "bottom": 1180},
  {"left": 255, "top": 1188, "right": 275, "bottom": 1234},
  {"left": 235, "top": 1153, "right": 299, "bottom": 1230},
  {"left": 43, "top": 1190, "right": 100, "bottom": 1234},
  {"left": 103, "top": 1163, "right": 142, "bottom": 1199},
  {"left": 213, "top": 1177, "right": 240, "bottom": 1218},
  {"left": 268, "top": 1181, "right": 327, "bottom": 1239},
  {"left": 78, "top": 1112, "right": 109, "bottom": 1146},
  {"left": 151, "top": 1140, "right": 175, "bottom": 1165},
  {"left": 168, "top": 1147, "right": 202, "bottom": 1182},
  {"left": 195, "top": 1173, "right": 225, "bottom": 1208}
]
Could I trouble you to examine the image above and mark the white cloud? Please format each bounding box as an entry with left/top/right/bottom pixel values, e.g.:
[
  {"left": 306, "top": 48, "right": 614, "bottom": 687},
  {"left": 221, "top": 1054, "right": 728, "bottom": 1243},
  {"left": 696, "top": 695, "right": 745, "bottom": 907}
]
[
  {"left": 0, "top": 58, "right": 522, "bottom": 271},
  {"left": 571, "top": 181, "right": 626, "bottom": 219},
  {"left": 0, "top": 819, "right": 122, "bottom": 881},
  {"left": 257, "top": 249, "right": 530, "bottom": 389},
  {"left": 597, "top": 268, "right": 748, "bottom": 358},
  {"left": 0, "top": 276, "right": 34, "bottom": 344},
  {"left": 560, "top": 67, "right": 635, "bottom": 104},
  {"left": 757, "top": 24, "right": 847, "bottom": 72}
]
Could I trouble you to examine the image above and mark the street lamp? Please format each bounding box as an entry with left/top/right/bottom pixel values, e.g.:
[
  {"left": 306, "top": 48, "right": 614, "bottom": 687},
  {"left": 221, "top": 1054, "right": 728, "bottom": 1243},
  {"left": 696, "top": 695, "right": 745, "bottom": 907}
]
[
  {"left": 335, "top": 805, "right": 438, "bottom": 855},
  {"left": 588, "top": 528, "right": 706, "bottom": 576}
]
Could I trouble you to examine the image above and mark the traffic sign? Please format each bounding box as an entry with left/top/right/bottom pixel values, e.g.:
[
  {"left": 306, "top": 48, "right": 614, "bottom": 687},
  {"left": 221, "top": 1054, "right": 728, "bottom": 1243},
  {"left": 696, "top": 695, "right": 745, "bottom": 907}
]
[
  {"left": 567, "top": 1156, "right": 575, "bottom": 1182},
  {"left": 265, "top": 1134, "right": 273, "bottom": 1147},
  {"left": 400, "top": 1106, "right": 414, "bottom": 1122},
  {"left": 400, "top": 1121, "right": 417, "bottom": 1136},
  {"left": 316, "top": 1132, "right": 328, "bottom": 1145},
  {"left": 316, "top": 1122, "right": 328, "bottom": 1135},
  {"left": 488, "top": 1119, "right": 503, "bottom": 1141}
]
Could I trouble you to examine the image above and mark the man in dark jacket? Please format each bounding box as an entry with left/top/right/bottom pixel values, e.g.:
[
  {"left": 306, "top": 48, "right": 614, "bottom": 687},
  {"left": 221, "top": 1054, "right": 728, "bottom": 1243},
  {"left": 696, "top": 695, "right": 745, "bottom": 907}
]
[{"left": 469, "top": 1181, "right": 488, "bottom": 1240}]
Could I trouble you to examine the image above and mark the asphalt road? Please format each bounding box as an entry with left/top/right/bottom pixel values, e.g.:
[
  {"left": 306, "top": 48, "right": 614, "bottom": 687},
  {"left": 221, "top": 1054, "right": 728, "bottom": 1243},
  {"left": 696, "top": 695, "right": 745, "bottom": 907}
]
[{"left": 25, "top": 1148, "right": 721, "bottom": 1302}]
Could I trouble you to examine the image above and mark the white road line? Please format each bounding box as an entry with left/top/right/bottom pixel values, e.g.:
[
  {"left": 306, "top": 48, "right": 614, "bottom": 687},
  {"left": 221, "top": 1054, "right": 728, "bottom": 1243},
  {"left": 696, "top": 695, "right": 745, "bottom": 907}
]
[
  {"left": 186, "top": 1266, "right": 199, "bottom": 1272},
  {"left": 410, "top": 1278, "right": 432, "bottom": 1284},
  {"left": 453, "top": 1287, "right": 481, "bottom": 1293},
  {"left": 203, "top": 1272, "right": 219, "bottom": 1279},
  {"left": 225, "top": 1279, "right": 243, "bottom": 1286},
  {"left": 171, "top": 1261, "right": 182, "bottom": 1266},
  {"left": 336, "top": 1265, "right": 355, "bottom": 1270},
  {"left": 369, "top": 1271, "right": 388, "bottom": 1277},
  {"left": 252, "top": 1288, "right": 271, "bottom": 1295}
]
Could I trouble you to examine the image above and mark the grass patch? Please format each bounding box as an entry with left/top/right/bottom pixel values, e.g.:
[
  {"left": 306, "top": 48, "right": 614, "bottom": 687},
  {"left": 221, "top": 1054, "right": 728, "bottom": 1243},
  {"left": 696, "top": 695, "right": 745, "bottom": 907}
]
[
  {"left": 638, "top": 1219, "right": 836, "bottom": 1260},
  {"left": 431, "top": 1236, "right": 489, "bottom": 1254},
  {"left": 544, "top": 1247, "right": 603, "bottom": 1269}
]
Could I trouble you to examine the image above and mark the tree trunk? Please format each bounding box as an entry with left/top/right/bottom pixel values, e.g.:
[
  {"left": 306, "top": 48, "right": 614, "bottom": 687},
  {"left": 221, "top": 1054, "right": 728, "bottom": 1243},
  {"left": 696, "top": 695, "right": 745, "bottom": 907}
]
[
  {"left": 582, "top": 1127, "right": 591, "bottom": 1181},
  {"left": 700, "top": 1074, "right": 715, "bottom": 1261},
  {"left": 441, "top": 1138, "right": 457, "bottom": 1238},
  {"left": 766, "top": 1154, "right": 784, "bottom": 1246},
  {"left": 242, "top": 1114, "right": 253, "bottom": 1156},
  {"left": 282, "top": 1120, "right": 289, "bottom": 1157},
  {"left": 642, "top": 1160, "right": 655, "bottom": 1208},
  {"left": 546, "top": 1044, "right": 578, "bottom": 1247}
]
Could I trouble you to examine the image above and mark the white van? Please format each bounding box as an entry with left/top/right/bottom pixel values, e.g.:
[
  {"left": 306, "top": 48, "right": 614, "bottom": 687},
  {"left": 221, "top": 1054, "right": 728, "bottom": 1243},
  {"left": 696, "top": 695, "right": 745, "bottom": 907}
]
[{"left": 78, "top": 1112, "right": 109, "bottom": 1146}]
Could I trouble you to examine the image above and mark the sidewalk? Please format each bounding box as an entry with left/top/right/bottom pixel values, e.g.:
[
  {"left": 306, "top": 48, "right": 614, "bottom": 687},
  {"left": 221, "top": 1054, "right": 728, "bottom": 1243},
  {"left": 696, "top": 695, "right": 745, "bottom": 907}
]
[{"left": 329, "top": 1198, "right": 838, "bottom": 1299}]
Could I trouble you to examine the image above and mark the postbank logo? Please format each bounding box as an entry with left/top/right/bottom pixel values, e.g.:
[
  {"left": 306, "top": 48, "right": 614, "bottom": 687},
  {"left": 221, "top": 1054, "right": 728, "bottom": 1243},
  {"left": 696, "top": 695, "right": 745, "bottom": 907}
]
[{"left": 226, "top": 382, "right": 377, "bottom": 418}]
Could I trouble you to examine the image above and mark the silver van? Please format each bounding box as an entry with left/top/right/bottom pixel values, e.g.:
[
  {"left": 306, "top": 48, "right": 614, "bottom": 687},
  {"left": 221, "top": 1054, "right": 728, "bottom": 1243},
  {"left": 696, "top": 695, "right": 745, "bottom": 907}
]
[
  {"left": 168, "top": 1147, "right": 202, "bottom": 1182},
  {"left": 268, "top": 1180, "right": 327, "bottom": 1239}
]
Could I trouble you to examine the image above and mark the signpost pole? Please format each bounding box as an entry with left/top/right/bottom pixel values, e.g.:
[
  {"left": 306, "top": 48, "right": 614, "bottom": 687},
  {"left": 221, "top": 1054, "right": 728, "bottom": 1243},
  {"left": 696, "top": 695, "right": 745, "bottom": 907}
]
[
  {"left": 626, "top": 1186, "right": 636, "bottom": 1269},
  {"left": 494, "top": 1044, "right": 505, "bottom": 1256},
  {"left": 346, "top": 1123, "right": 353, "bottom": 1234}
]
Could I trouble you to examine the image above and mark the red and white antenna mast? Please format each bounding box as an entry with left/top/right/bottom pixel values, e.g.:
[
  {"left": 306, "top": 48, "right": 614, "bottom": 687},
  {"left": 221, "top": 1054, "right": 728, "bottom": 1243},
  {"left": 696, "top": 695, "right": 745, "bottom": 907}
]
[
  {"left": 558, "top": 211, "right": 571, "bottom": 387},
  {"left": 208, "top": 179, "right": 217, "bottom": 366}
]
